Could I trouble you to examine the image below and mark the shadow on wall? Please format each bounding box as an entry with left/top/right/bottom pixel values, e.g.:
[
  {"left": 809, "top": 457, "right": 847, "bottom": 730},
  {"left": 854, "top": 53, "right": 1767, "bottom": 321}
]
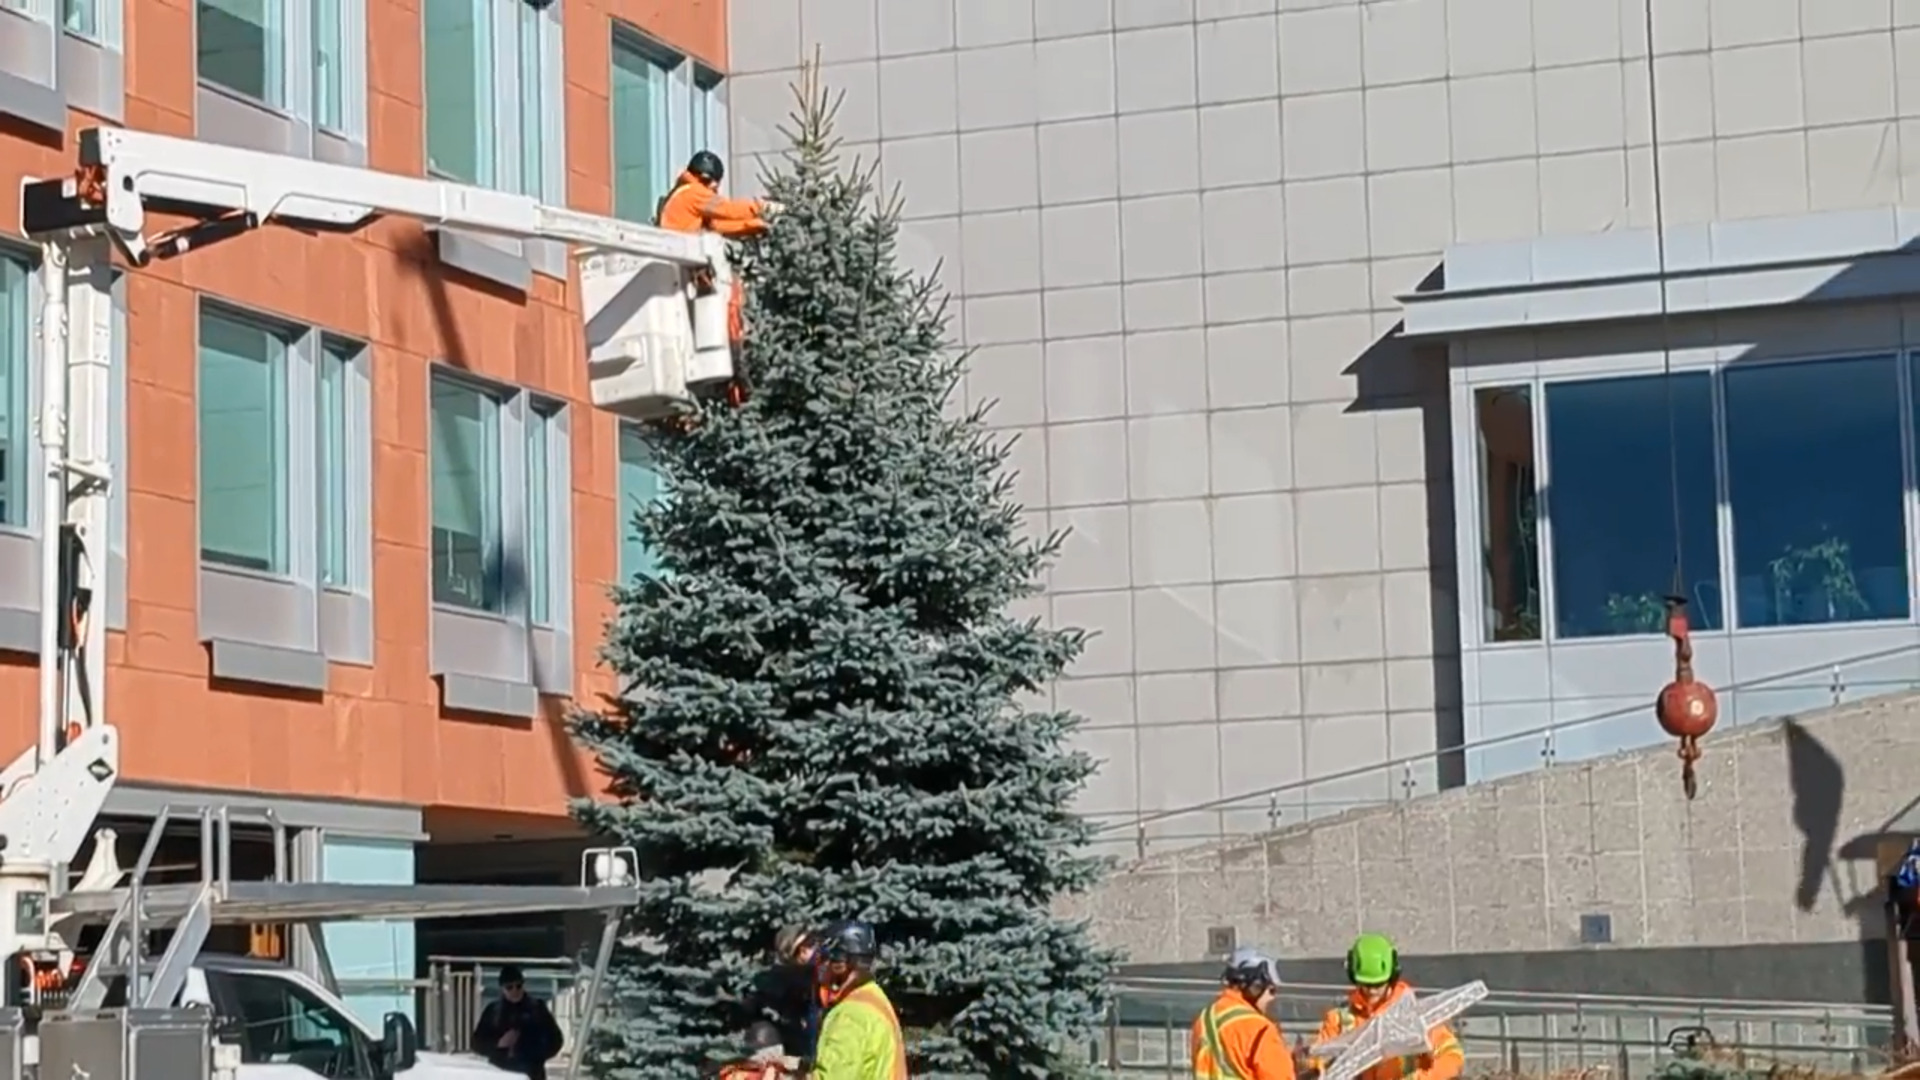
[
  {"left": 1787, "top": 719, "right": 1846, "bottom": 912},
  {"left": 1342, "top": 263, "right": 1467, "bottom": 790}
]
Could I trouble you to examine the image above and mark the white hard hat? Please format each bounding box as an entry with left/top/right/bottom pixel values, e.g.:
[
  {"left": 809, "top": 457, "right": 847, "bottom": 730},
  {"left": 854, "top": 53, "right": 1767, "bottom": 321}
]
[{"left": 1224, "top": 946, "right": 1280, "bottom": 988}]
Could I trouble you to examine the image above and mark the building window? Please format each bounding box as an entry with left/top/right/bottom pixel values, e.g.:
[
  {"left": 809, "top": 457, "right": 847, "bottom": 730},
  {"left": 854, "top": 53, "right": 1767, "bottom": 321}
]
[
  {"left": 64, "top": 0, "right": 98, "bottom": 37},
  {"left": 1545, "top": 373, "right": 1721, "bottom": 638},
  {"left": 197, "top": 0, "right": 284, "bottom": 105},
  {"left": 525, "top": 401, "right": 557, "bottom": 626},
  {"left": 2, "top": 0, "right": 124, "bottom": 131},
  {"left": 317, "top": 339, "right": 353, "bottom": 588},
  {"left": 312, "top": 0, "right": 343, "bottom": 130},
  {"left": 1475, "top": 386, "right": 1540, "bottom": 642},
  {"left": 429, "top": 376, "right": 503, "bottom": 614},
  {"left": 692, "top": 64, "right": 727, "bottom": 161},
  {"left": 0, "top": 254, "right": 26, "bottom": 530},
  {"left": 425, "top": 0, "right": 562, "bottom": 198},
  {"left": 198, "top": 307, "right": 292, "bottom": 574},
  {"left": 611, "top": 27, "right": 671, "bottom": 223},
  {"left": 617, "top": 423, "right": 663, "bottom": 581},
  {"left": 1723, "top": 356, "right": 1909, "bottom": 628},
  {"left": 424, "top": 0, "right": 491, "bottom": 184},
  {"left": 194, "top": 298, "right": 372, "bottom": 677}
]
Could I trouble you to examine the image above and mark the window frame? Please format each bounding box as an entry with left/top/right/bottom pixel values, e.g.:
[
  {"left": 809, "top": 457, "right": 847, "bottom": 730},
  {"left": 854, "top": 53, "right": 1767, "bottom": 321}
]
[
  {"left": 615, "top": 420, "right": 666, "bottom": 583},
  {"left": 190, "top": 0, "right": 368, "bottom": 162},
  {"left": 425, "top": 366, "right": 573, "bottom": 711},
  {"left": 421, "top": 0, "right": 563, "bottom": 199},
  {"left": 197, "top": 302, "right": 295, "bottom": 577},
  {"left": 428, "top": 373, "right": 506, "bottom": 615},
  {"left": 609, "top": 25, "right": 728, "bottom": 224},
  {"left": 1454, "top": 345, "right": 1920, "bottom": 650},
  {"left": 422, "top": 0, "right": 565, "bottom": 291},
  {"left": 193, "top": 295, "right": 374, "bottom": 686},
  {"left": 1538, "top": 369, "right": 1724, "bottom": 640},
  {"left": 0, "top": 0, "right": 124, "bottom": 131},
  {"left": 0, "top": 248, "right": 31, "bottom": 536}
]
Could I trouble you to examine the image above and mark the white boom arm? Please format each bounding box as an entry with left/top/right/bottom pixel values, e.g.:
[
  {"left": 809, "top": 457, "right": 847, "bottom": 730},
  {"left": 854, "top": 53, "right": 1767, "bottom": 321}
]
[
  {"left": 2, "top": 127, "right": 739, "bottom": 949},
  {"left": 47, "top": 127, "right": 721, "bottom": 269}
]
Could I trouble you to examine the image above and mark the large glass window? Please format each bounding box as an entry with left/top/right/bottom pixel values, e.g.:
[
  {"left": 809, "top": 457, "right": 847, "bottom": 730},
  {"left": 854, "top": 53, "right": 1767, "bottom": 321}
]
[
  {"left": 1728, "top": 356, "right": 1909, "bottom": 627},
  {"left": 617, "top": 423, "right": 662, "bottom": 581},
  {"left": 199, "top": 307, "right": 290, "bottom": 574},
  {"left": 1475, "top": 386, "right": 1540, "bottom": 642},
  {"left": 526, "top": 402, "right": 555, "bottom": 625},
  {"left": 424, "top": 0, "right": 493, "bottom": 184},
  {"left": 1545, "top": 372, "right": 1722, "bottom": 637},
  {"left": 318, "top": 340, "right": 353, "bottom": 589},
  {"left": 430, "top": 376, "right": 503, "bottom": 613},
  {"left": 197, "top": 0, "right": 283, "bottom": 105},
  {"left": 0, "top": 253, "right": 26, "bottom": 530},
  {"left": 611, "top": 28, "right": 671, "bottom": 223}
]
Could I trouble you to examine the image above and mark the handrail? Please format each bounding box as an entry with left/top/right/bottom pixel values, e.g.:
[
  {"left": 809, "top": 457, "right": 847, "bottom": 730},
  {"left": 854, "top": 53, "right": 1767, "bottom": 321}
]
[
  {"left": 1104, "top": 640, "right": 1920, "bottom": 839},
  {"left": 1110, "top": 977, "right": 1894, "bottom": 1019}
]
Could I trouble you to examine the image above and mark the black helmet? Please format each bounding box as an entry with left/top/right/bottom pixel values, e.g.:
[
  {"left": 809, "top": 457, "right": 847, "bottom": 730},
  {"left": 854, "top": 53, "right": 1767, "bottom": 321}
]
[
  {"left": 818, "top": 919, "right": 877, "bottom": 963},
  {"left": 687, "top": 150, "right": 724, "bottom": 185}
]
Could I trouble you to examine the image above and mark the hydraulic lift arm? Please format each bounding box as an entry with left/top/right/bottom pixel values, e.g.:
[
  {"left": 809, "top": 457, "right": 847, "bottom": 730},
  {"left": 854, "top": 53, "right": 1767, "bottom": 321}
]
[
  {"left": 20, "top": 127, "right": 723, "bottom": 270},
  {"left": 3, "top": 126, "right": 734, "bottom": 880}
]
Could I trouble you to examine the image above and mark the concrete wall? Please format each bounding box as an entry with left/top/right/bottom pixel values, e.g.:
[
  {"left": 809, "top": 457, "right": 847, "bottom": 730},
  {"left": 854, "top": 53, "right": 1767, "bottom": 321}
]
[
  {"left": 723, "top": 0, "right": 1920, "bottom": 861},
  {"left": 1066, "top": 690, "right": 1920, "bottom": 965}
]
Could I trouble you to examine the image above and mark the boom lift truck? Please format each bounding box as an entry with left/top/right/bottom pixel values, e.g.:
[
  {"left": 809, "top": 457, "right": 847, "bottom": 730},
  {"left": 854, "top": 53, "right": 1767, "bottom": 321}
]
[{"left": 0, "top": 125, "right": 744, "bottom": 1080}]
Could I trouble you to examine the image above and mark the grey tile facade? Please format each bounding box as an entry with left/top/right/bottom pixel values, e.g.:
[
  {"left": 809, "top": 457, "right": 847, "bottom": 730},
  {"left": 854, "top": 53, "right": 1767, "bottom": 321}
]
[{"left": 725, "top": 0, "right": 1920, "bottom": 864}]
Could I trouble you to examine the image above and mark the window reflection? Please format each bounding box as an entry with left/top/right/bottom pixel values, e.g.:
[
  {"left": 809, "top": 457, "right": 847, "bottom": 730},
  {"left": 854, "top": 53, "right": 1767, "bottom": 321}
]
[
  {"left": 1476, "top": 386, "right": 1540, "bottom": 642},
  {"left": 1545, "top": 372, "right": 1721, "bottom": 638},
  {"left": 1727, "top": 356, "right": 1908, "bottom": 627}
]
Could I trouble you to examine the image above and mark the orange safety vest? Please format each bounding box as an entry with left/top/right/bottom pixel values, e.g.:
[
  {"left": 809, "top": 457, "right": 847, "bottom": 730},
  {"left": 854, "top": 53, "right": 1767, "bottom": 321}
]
[
  {"left": 833, "top": 981, "right": 908, "bottom": 1080},
  {"left": 1317, "top": 986, "right": 1461, "bottom": 1080},
  {"left": 654, "top": 173, "right": 762, "bottom": 345},
  {"left": 718, "top": 1065, "right": 781, "bottom": 1080},
  {"left": 1192, "top": 999, "right": 1269, "bottom": 1080}
]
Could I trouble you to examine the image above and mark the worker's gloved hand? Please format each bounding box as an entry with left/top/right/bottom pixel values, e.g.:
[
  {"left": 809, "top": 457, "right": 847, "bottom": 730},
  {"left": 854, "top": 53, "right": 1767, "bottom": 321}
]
[{"left": 760, "top": 200, "right": 787, "bottom": 217}]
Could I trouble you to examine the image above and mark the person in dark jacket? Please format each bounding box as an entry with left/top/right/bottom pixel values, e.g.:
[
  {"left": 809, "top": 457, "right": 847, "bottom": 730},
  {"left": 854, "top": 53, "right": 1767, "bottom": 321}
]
[
  {"left": 743, "top": 925, "right": 826, "bottom": 1058},
  {"left": 470, "top": 965, "right": 565, "bottom": 1080}
]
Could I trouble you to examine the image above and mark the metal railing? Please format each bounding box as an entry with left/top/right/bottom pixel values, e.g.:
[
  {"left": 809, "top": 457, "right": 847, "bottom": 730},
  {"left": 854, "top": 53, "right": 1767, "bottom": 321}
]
[
  {"left": 339, "top": 955, "right": 591, "bottom": 1062},
  {"left": 1101, "top": 640, "right": 1920, "bottom": 857},
  {"left": 1097, "top": 978, "right": 1897, "bottom": 1077},
  {"left": 345, "top": 961, "right": 1900, "bottom": 1078}
]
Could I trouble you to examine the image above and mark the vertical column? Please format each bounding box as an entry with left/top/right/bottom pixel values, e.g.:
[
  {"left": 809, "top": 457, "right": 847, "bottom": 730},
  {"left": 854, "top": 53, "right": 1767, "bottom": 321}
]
[{"left": 65, "top": 238, "right": 113, "bottom": 735}]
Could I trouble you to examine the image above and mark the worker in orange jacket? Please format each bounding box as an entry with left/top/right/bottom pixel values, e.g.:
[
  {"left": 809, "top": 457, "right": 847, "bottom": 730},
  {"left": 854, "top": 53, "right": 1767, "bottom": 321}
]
[
  {"left": 1192, "top": 948, "right": 1296, "bottom": 1080},
  {"left": 655, "top": 150, "right": 778, "bottom": 344},
  {"left": 1308, "top": 935, "right": 1463, "bottom": 1080}
]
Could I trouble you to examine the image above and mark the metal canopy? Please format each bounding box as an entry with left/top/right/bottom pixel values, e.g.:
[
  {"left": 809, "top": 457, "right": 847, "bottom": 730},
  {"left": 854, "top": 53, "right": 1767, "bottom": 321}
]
[{"left": 52, "top": 881, "right": 641, "bottom": 925}]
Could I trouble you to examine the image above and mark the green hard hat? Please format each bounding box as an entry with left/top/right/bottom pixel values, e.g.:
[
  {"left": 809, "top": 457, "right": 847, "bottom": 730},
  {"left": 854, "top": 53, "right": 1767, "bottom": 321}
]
[{"left": 1346, "top": 933, "right": 1399, "bottom": 986}]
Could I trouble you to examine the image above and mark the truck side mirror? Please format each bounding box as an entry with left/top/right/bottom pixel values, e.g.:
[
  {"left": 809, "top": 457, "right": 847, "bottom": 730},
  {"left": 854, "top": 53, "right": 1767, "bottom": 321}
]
[{"left": 382, "top": 1012, "right": 418, "bottom": 1073}]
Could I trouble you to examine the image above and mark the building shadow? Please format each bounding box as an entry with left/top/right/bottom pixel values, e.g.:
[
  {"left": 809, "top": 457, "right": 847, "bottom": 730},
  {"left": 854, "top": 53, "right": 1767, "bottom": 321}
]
[{"left": 1343, "top": 264, "right": 1467, "bottom": 789}]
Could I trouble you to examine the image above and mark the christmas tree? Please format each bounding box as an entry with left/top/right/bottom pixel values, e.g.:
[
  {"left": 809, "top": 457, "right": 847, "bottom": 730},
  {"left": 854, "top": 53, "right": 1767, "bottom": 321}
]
[{"left": 569, "top": 70, "right": 1116, "bottom": 1079}]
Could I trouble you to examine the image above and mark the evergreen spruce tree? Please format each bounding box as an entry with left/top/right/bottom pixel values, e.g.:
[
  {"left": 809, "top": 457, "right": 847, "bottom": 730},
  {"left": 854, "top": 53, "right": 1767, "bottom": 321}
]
[{"left": 569, "top": 71, "right": 1117, "bottom": 1079}]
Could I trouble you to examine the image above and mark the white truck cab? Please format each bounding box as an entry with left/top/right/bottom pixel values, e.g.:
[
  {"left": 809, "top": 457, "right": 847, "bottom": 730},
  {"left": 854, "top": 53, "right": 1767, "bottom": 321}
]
[{"left": 153, "top": 956, "right": 507, "bottom": 1080}]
